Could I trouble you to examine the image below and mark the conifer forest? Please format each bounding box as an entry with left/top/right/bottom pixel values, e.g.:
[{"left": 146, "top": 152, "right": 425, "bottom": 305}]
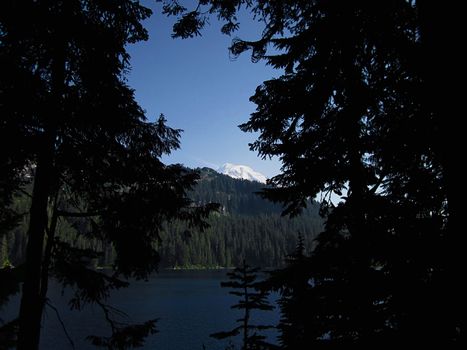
[{"left": 0, "top": 1, "right": 461, "bottom": 349}]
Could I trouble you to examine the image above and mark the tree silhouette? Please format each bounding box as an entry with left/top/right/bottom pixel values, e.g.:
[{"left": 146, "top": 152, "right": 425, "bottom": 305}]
[
  {"left": 211, "top": 260, "right": 274, "bottom": 350},
  {"left": 263, "top": 234, "right": 314, "bottom": 349},
  {"left": 0, "top": 1, "right": 216, "bottom": 348},
  {"left": 165, "top": 0, "right": 459, "bottom": 345}
]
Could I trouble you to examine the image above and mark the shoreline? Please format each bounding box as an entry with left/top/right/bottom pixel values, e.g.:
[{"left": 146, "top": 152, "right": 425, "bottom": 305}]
[
  {"left": 96, "top": 266, "right": 276, "bottom": 272},
  {"left": 165, "top": 266, "right": 234, "bottom": 271}
]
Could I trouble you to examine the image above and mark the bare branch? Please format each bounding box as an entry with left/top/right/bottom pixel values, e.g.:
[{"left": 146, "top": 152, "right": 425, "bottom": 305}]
[
  {"left": 16, "top": 188, "right": 33, "bottom": 199},
  {"left": 46, "top": 300, "right": 75, "bottom": 349}
]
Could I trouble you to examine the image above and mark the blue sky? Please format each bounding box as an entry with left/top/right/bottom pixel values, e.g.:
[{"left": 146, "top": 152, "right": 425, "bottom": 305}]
[{"left": 126, "top": 2, "right": 282, "bottom": 178}]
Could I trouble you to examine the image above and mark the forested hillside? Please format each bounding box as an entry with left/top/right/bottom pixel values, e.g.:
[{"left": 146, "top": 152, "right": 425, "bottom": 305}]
[{"left": 1, "top": 168, "right": 323, "bottom": 269}]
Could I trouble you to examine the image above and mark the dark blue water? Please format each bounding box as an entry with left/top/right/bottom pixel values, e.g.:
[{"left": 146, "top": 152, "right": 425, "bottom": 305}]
[{"left": 1, "top": 270, "right": 280, "bottom": 349}]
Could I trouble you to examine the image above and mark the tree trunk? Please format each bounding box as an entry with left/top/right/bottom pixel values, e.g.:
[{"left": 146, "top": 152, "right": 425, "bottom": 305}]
[
  {"left": 343, "top": 39, "right": 371, "bottom": 339},
  {"left": 17, "top": 34, "right": 64, "bottom": 349},
  {"left": 17, "top": 140, "right": 54, "bottom": 350},
  {"left": 39, "top": 202, "right": 59, "bottom": 309}
]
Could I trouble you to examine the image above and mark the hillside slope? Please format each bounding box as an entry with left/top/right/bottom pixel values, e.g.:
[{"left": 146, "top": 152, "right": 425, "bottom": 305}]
[
  {"left": 158, "top": 168, "right": 323, "bottom": 268},
  {"left": 1, "top": 168, "right": 323, "bottom": 269}
]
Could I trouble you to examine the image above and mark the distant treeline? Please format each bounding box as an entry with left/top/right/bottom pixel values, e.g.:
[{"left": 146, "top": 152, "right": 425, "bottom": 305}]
[{"left": 1, "top": 168, "right": 323, "bottom": 269}]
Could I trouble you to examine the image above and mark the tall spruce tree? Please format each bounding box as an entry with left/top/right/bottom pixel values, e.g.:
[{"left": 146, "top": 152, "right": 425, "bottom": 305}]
[
  {"left": 0, "top": 1, "right": 215, "bottom": 349},
  {"left": 165, "top": 0, "right": 459, "bottom": 345},
  {"left": 211, "top": 260, "right": 274, "bottom": 350}
]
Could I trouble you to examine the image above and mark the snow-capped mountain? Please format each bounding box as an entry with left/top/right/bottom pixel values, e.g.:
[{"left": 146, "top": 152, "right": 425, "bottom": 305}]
[{"left": 217, "top": 163, "right": 267, "bottom": 184}]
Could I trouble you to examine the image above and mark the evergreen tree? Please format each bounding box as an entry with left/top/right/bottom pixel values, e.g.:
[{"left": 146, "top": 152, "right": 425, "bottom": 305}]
[
  {"left": 0, "top": 1, "right": 215, "bottom": 348},
  {"left": 264, "top": 234, "right": 313, "bottom": 349},
  {"left": 211, "top": 260, "right": 274, "bottom": 350},
  {"left": 165, "top": 0, "right": 459, "bottom": 345}
]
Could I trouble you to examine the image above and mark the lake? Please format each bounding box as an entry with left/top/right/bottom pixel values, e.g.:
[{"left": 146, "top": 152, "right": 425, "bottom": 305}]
[{"left": 1, "top": 270, "right": 280, "bottom": 349}]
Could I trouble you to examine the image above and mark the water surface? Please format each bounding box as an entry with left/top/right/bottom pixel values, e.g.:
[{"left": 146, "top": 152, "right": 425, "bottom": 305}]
[{"left": 2, "top": 270, "right": 279, "bottom": 349}]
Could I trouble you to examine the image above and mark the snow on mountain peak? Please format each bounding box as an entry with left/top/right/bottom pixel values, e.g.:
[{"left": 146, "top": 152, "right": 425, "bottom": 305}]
[{"left": 217, "top": 163, "right": 267, "bottom": 183}]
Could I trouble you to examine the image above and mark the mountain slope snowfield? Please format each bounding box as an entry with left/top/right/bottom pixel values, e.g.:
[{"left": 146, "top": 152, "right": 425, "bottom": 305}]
[{"left": 217, "top": 163, "right": 267, "bottom": 183}]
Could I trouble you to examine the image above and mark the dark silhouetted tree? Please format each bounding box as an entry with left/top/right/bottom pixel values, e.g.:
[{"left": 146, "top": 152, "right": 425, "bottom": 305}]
[
  {"left": 165, "top": 0, "right": 459, "bottom": 345},
  {"left": 211, "top": 260, "right": 274, "bottom": 350},
  {"left": 0, "top": 1, "right": 216, "bottom": 349},
  {"left": 264, "top": 234, "right": 314, "bottom": 349}
]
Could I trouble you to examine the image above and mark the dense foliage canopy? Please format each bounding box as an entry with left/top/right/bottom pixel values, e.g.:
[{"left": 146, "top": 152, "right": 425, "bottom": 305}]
[
  {"left": 1, "top": 1, "right": 214, "bottom": 348},
  {"left": 166, "top": 0, "right": 460, "bottom": 345}
]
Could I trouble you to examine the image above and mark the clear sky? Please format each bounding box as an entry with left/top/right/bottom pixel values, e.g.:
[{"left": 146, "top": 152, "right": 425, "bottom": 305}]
[{"left": 126, "top": 1, "right": 282, "bottom": 178}]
